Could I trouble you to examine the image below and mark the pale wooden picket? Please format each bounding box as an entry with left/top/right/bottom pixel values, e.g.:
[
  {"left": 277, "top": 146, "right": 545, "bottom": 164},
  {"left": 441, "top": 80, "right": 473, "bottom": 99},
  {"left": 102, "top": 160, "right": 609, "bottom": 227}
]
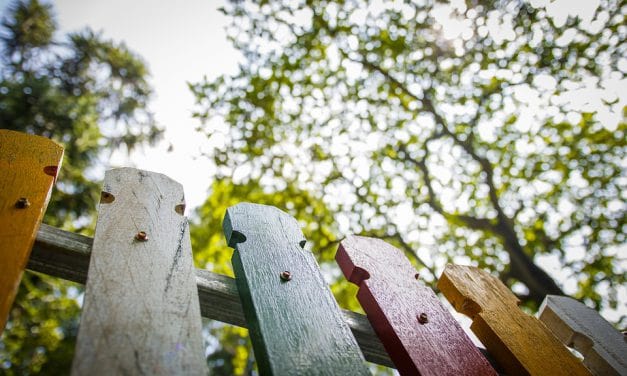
[
  {"left": 539, "top": 295, "right": 627, "bottom": 376},
  {"left": 71, "top": 168, "right": 206, "bottom": 375}
]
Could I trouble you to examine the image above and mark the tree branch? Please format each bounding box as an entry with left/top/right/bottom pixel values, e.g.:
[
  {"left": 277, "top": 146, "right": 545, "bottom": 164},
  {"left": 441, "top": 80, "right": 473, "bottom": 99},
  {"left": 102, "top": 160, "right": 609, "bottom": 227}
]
[
  {"left": 349, "top": 168, "right": 438, "bottom": 279},
  {"left": 398, "top": 143, "right": 498, "bottom": 233},
  {"left": 351, "top": 56, "right": 565, "bottom": 303}
]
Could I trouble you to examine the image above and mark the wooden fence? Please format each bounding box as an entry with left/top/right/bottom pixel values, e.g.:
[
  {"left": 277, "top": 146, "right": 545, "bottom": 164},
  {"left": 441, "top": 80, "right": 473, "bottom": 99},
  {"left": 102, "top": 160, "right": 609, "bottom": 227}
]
[{"left": 1, "top": 129, "right": 625, "bottom": 375}]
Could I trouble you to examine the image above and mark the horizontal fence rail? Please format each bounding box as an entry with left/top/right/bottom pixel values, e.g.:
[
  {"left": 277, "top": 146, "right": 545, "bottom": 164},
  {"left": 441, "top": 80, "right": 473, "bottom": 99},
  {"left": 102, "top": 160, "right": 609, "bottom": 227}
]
[{"left": 27, "top": 223, "right": 395, "bottom": 368}]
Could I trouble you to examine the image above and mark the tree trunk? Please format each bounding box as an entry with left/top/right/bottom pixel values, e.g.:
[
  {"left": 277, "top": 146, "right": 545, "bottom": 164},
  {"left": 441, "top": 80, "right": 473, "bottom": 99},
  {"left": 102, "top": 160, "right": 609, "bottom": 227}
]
[{"left": 496, "top": 220, "right": 564, "bottom": 305}]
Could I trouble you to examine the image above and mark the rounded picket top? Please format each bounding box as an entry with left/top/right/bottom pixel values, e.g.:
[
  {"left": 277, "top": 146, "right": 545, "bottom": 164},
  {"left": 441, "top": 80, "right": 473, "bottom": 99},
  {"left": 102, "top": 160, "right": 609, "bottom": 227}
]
[{"left": 223, "top": 202, "right": 306, "bottom": 249}]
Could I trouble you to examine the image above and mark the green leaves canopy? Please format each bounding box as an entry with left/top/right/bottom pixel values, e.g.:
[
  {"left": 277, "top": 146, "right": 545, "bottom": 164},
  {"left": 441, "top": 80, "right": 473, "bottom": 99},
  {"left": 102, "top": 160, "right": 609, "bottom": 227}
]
[{"left": 191, "top": 0, "right": 626, "bottom": 324}]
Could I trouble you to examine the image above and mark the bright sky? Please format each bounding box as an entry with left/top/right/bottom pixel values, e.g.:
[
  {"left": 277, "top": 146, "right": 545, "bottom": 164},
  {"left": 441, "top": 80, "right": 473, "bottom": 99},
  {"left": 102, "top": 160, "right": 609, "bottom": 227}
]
[{"left": 49, "top": 0, "right": 240, "bottom": 211}]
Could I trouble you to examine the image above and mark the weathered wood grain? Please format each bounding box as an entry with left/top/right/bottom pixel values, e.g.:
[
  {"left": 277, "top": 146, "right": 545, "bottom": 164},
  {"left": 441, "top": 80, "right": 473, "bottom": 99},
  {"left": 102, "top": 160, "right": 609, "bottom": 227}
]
[
  {"left": 71, "top": 168, "right": 206, "bottom": 375},
  {"left": 0, "top": 129, "right": 63, "bottom": 333},
  {"left": 337, "top": 236, "right": 497, "bottom": 376},
  {"left": 223, "top": 203, "right": 370, "bottom": 375},
  {"left": 27, "top": 223, "right": 396, "bottom": 368},
  {"left": 438, "top": 264, "right": 591, "bottom": 376},
  {"left": 539, "top": 295, "right": 627, "bottom": 376}
]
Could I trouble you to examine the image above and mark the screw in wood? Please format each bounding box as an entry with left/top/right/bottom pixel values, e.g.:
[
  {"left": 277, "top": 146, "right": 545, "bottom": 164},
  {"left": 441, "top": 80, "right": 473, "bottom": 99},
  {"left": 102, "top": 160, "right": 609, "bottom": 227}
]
[
  {"left": 280, "top": 271, "right": 292, "bottom": 281},
  {"left": 15, "top": 197, "right": 30, "bottom": 209},
  {"left": 135, "top": 231, "right": 148, "bottom": 241},
  {"left": 417, "top": 312, "right": 428, "bottom": 324}
]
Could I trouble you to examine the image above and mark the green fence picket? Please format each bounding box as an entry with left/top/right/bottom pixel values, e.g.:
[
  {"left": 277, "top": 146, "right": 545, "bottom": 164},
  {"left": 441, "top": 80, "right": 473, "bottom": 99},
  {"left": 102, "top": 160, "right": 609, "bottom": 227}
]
[{"left": 223, "top": 203, "right": 370, "bottom": 375}]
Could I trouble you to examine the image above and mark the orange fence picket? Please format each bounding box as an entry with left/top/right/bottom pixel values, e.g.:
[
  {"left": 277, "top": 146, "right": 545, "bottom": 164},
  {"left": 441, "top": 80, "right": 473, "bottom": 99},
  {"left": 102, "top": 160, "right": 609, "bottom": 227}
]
[
  {"left": 0, "top": 130, "right": 63, "bottom": 333},
  {"left": 438, "top": 264, "right": 591, "bottom": 376}
]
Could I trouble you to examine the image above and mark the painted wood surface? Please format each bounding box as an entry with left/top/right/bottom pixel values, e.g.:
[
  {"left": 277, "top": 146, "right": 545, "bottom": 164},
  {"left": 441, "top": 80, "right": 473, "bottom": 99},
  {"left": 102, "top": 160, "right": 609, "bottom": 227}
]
[
  {"left": 336, "top": 236, "right": 497, "bottom": 376},
  {"left": 30, "top": 222, "right": 507, "bottom": 371},
  {"left": 0, "top": 129, "right": 63, "bottom": 333},
  {"left": 438, "top": 264, "right": 591, "bottom": 376},
  {"left": 27, "top": 224, "right": 396, "bottom": 368},
  {"left": 539, "top": 295, "right": 627, "bottom": 376},
  {"left": 223, "top": 203, "right": 370, "bottom": 375},
  {"left": 71, "top": 168, "right": 206, "bottom": 375}
]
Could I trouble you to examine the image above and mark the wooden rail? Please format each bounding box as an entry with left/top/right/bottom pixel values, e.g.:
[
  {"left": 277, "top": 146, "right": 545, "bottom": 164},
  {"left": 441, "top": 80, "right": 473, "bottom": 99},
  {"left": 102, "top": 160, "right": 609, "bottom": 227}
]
[{"left": 27, "top": 223, "right": 394, "bottom": 368}]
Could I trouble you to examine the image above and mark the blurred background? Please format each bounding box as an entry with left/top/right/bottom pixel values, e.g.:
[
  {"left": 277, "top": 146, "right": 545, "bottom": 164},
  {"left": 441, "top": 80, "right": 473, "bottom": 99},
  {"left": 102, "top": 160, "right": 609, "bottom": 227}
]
[{"left": 0, "top": 0, "right": 625, "bottom": 374}]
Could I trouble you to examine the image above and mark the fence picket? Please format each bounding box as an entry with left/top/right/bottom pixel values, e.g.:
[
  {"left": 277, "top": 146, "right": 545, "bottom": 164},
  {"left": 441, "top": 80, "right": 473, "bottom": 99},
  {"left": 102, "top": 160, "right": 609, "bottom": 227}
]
[
  {"left": 336, "top": 236, "right": 497, "bottom": 375},
  {"left": 71, "top": 168, "right": 206, "bottom": 375},
  {"left": 0, "top": 130, "right": 63, "bottom": 333},
  {"left": 223, "top": 203, "right": 370, "bottom": 375},
  {"left": 538, "top": 295, "right": 627, "bottom": 376},
  {"left": 438, "top": 264, "right": 591, "bottom": 376}
]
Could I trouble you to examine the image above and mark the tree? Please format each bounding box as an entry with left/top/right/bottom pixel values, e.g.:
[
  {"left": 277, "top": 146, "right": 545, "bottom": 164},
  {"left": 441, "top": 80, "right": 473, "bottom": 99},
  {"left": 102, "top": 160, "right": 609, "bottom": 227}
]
[
  {"left": 0, "top": 1, "right": 161, "bottom": 373},
  {"left": 190, "top": 0, "right": 625, "bottom": 327},
  {"left": 0, "top": 0, "right": 161, "bottom": 229}
]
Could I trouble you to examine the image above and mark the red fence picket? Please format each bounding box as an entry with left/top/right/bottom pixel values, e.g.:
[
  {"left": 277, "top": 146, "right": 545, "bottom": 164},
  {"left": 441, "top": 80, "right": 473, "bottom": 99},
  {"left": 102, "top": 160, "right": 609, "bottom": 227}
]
[{"left": 337, "top": 235, "right": 497, "bottom": 376}]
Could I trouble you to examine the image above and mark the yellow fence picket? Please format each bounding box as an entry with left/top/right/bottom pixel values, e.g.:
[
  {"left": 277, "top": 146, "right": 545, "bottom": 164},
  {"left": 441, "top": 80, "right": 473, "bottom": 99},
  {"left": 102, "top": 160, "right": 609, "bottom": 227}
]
[
  {"left": 0, "top": 130, "right": 63, "bottom": 333},
  {"left": 438, "top": 264, "right": 591, "bottom": 376}
]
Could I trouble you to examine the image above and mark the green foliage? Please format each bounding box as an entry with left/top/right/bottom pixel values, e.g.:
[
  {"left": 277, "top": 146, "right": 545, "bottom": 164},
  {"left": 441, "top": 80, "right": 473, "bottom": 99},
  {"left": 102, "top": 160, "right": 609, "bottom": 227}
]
[
  {"left": 0, "top": 0, "right": 162, "bottom": 230},
  {"left": 191, "top": 0, "right": 625, "bottom": 335},
  {"left": 0, "top": 275, "right": 81, "bottom": 375},
  {"left": 0, "top": 0, "right": 161, "bottom": 373}
]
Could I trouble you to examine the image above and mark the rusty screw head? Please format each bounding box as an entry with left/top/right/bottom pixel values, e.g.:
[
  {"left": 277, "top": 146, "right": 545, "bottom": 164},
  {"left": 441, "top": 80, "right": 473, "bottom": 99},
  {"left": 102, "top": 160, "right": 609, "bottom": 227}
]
[
  {"left": 135, "top": 231, "right": 148, "bottom": 241},
  {"left": 417, "top": 312, "right": 428, "bottom": 324},
  {"left": 15, "top": 197, "right": 30, "bottom": 209},
  {"left": 280, "top": 271, "right": 292, "bottom": 281}
]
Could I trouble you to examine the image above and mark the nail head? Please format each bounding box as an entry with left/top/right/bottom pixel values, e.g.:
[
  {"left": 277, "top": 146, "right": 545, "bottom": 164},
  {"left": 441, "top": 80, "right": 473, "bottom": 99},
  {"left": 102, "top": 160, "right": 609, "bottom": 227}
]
[
  {"left": 418, "top": 312, "right": 428, "bottom": 324},
  {"left": 135, "top": 231, "right": 148, "bottom": 241}
]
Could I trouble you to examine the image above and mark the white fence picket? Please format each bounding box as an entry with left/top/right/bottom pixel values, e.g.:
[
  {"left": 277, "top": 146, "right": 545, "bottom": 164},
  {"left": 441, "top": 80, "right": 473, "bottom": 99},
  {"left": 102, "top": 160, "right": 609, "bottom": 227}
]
[
  {"left": 71, "top": 168, "right": 206, "bottom": 375},
  {"left": 539, "top": 295, "right": 626, "bottom": 376}
]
